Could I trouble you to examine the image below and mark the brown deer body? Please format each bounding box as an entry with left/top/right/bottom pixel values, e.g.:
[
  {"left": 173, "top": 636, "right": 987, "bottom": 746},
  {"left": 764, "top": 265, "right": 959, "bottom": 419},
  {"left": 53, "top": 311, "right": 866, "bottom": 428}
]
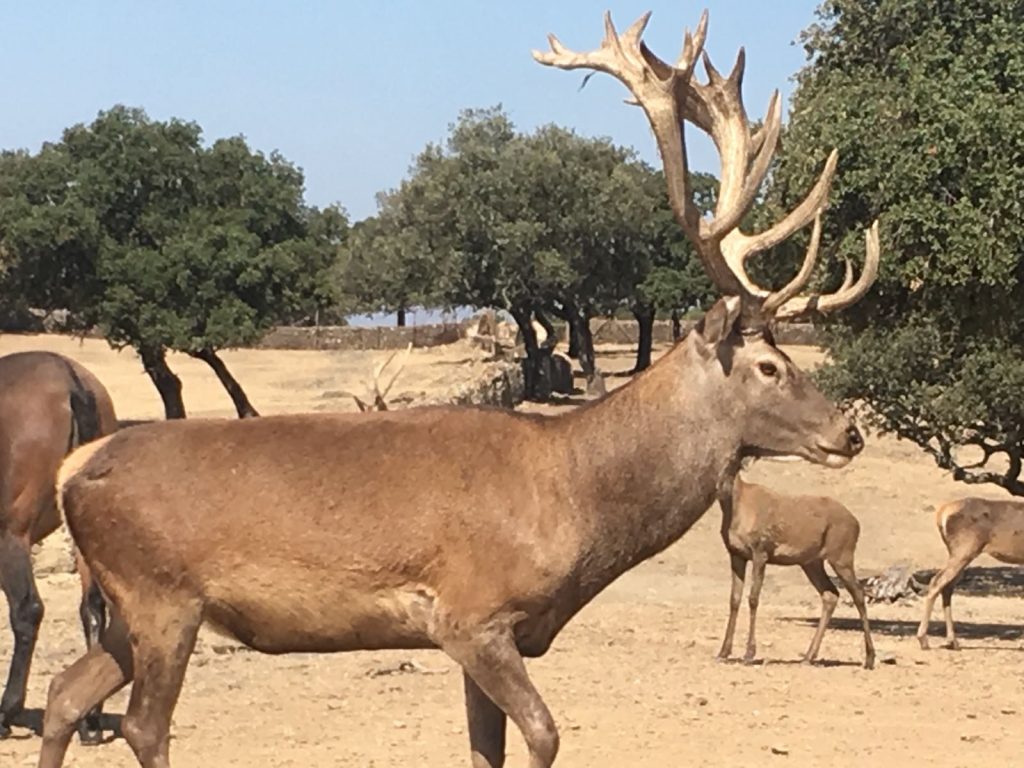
[
  {"left": 38, "top": 10, "right": 881, "bottom": 768},
  {"left": 917, "top": 497, "right": 1024, "bottom": 650},
  {"left": 0, "top": 352, "right": 117, "bottom": 742},
  {"left": 717, "top": 474, "right": 875, "bottom": 669}
]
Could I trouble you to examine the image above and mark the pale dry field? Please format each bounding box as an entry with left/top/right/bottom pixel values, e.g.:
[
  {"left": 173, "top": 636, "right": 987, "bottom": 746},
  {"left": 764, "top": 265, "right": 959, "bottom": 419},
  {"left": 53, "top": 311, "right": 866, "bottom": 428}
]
[{"left": 1, "top": 334, "right": 1022, "bottom": 767}]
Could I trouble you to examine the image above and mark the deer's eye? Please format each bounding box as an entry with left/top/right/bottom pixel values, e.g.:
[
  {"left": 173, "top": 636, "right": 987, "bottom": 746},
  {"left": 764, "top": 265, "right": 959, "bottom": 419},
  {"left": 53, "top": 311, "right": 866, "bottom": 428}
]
[{"left": 757, "top": 361, "right": 779, "bottom": 378}]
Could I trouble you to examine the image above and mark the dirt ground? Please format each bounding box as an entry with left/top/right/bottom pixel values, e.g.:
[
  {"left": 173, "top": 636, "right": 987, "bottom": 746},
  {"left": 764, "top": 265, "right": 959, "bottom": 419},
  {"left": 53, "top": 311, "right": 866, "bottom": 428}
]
[{"left": 1, "top": 334, "right": 1022, "bottom": 767}]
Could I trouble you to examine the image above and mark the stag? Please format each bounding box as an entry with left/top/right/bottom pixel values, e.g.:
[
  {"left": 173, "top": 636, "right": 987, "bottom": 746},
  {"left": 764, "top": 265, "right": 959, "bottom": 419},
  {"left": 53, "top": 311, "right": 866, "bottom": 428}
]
[
  {"left": 917, "top": 497, "right": 1024, "bottom": 650},
  {"left": 38, "top": 11, "right": 880, "bottom": 768},
  {"left": 0, "top": 352, "right": 117, "bottom": 743},
  {"left": 717, "top": 473, "right": 875, "bottom": 669}
]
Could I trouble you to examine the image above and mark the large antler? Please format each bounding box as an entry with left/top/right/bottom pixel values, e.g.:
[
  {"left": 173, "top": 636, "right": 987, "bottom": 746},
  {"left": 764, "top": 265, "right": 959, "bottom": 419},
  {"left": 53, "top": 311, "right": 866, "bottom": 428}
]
[{"left": 533, "top": 10, "right": 879, "bottom": 320}]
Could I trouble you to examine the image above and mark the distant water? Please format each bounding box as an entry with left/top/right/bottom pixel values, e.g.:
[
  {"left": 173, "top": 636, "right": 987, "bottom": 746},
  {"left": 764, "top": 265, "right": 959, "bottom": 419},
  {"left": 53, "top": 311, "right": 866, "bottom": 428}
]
[{"left": 343, "top": 306, "right": 477, "bottom": 328}]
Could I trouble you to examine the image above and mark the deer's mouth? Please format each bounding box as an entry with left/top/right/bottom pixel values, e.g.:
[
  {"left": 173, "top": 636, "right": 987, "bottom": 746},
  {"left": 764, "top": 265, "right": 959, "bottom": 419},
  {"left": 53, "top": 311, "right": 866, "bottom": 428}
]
[{"left": 744, "top": 444, "right": 855, "bottom": 468}]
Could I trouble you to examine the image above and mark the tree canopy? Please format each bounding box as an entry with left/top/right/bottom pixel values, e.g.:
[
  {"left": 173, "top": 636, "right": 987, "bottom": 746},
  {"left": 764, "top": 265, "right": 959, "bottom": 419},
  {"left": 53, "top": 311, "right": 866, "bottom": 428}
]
[
  {"left": 775, "top": 0, "right": 1024, "bottom": 494},
  {"left": 348, "top": 106, "right": 713, "bottom": 395},
  {"left": 0, "top": 106, "right": 344, "bottom": 418}
]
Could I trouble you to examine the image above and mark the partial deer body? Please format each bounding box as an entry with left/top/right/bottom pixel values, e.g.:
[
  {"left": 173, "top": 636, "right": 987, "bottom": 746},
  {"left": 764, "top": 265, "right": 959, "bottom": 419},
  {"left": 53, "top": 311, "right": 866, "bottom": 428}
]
[
  {"left": 917, "top": 497, "right": 1024, "bottom": 650},
  {"left": 717, "top": 475, "right": 875, "bottom": 669},
  {"left": 39, "top": 9, "right": 880, "bottom": 768},
  {"left": 0, "top": 352, "right": 117, "bottom": 742}
]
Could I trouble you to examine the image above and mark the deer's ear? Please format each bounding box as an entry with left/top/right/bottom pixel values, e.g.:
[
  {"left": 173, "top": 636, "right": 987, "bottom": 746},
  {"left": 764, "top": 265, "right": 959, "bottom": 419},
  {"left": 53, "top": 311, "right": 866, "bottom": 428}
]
[{"left": 693, "top": 296, "right": 742, "bottom": 356}]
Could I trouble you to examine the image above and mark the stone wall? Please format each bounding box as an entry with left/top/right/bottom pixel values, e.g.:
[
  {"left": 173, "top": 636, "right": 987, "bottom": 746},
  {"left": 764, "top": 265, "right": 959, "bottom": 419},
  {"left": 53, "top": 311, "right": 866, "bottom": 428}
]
[
  {"left": 258, "top": 323, "right": 463, "bottom": 351},
  {"left": 421, "top": 360, "right": 525, "bottom": 410}
]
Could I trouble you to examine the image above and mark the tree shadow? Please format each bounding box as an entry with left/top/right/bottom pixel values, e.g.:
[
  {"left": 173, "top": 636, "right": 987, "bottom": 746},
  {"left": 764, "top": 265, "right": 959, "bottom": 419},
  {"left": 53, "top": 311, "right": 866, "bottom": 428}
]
[{"left": 912, "top": 566, "right": 1024, "bottom": 598}]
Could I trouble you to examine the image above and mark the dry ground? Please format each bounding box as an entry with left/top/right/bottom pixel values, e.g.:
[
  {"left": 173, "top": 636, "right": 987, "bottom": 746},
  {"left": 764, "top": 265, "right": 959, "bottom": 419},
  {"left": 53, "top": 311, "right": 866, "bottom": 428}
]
[{"left": 1, "top": 334, "right": 1022, "bottom": 767}]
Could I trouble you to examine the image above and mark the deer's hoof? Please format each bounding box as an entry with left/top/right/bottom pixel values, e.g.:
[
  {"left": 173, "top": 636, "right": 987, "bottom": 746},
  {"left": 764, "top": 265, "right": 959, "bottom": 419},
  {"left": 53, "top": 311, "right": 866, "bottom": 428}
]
[
  {"left": 944, "top": 639, "right": 962, "bottom": 651},
  {"left": 78, "top": 726, "right": 104, "bottom": 747},
  {"left": 917, "top": 636, "right": 930, "bottom": 651},
  {"left": 863, "top": 657, "right": 876, "bottom": 671}
]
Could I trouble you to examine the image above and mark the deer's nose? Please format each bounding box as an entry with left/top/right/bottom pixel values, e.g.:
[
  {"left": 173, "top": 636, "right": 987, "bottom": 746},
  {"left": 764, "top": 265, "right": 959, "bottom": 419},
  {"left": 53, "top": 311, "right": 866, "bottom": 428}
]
[{"left": 847, "top": 425, "right": 864, "bottom": 454}]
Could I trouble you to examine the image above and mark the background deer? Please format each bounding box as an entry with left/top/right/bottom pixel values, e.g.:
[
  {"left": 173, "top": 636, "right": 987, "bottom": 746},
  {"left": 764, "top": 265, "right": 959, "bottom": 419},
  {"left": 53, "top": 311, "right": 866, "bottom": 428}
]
[
  {"left": 38, "top": 10, "right": 879, "bottom": 768},
  {"left": 717, "top": 473, "right": 875, "bottom": 669},
  {"left": 0, "top": 352, "right": 117, "bottom": 743},
  {"left": 337, "top": 343, "right": 411, "bottom": 412},
  {"left": 917, "top": 497, "right": 1024, "bottom": 650}
]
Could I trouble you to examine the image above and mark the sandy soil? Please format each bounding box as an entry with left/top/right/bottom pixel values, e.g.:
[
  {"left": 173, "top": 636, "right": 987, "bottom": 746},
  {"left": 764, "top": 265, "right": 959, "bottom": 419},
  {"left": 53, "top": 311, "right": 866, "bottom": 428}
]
[{"left": 1, "top": 335, "right": 1022, "bottom": 767}]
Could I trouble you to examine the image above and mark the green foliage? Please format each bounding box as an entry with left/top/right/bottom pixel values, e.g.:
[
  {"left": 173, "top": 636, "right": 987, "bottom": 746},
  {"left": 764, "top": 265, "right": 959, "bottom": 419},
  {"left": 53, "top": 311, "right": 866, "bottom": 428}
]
[
  {"left": 781, "top": 1, "right": 1024, "bottom": 493},
  {"left": 354, "top": 105, "right": 712, "bottom": 323},
  {"left": 0, "top": 106, "right": 345, "bottom": 348}
]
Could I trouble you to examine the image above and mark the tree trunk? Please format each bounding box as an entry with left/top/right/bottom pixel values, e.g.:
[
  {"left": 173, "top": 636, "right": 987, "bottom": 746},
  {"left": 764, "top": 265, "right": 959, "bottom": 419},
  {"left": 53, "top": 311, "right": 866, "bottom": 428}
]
[
  {"left": 511, "top": 306, "right": 550, "bottom": 401},
  {"left": 396, "top": 308, "right": 407, "bottom": 327},
  {"left": 139, "top": 346, "right": 186, "bottom": 419},
  {"left": 632, "top": 303, "right": 656, "bottom": 373},
  {"left": 191, "top": 348, "right": 260, "bottom": 419},
  {"left": 671, "top": 308, "right": 683, "bottom": 341},
  {"left": 565, "top": 303, "right": 603, "bottom": 395},
  {"left": 547, "top": 302, "right": 580, "bottom": 358}
]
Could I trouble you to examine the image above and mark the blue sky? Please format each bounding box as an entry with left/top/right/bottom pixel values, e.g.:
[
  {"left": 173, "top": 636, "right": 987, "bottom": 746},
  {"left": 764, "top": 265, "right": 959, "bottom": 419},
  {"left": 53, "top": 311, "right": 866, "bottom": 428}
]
[{"left": 0, "top": 1, "right": 822, "bottom": 223}]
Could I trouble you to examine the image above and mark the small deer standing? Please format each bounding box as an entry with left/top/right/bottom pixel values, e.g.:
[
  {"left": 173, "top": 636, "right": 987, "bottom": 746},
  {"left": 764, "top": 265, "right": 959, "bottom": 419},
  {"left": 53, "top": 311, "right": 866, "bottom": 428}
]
[
  {"left": 717, "top": 473, "right": 875, "bottom": 669},
  {"left": 917, "top": 497, "right": 1024, "bottom": 650}
]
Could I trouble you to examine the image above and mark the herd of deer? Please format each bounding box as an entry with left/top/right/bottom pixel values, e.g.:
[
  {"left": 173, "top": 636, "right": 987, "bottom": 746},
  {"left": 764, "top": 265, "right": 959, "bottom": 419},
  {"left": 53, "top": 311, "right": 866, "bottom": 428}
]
[{"left": 1, "top": 10, "right": 1022, "bottom": 768}]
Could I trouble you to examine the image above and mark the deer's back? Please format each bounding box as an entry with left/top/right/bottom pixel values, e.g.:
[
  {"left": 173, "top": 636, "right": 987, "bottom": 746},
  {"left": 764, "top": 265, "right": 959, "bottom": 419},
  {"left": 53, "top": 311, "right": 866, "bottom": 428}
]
[
  {"left": 939, "top": 498, "right": 1024, "bottom": 564},
  {"left": 726, "top": 479, "right": 858, "bottom": 565}
]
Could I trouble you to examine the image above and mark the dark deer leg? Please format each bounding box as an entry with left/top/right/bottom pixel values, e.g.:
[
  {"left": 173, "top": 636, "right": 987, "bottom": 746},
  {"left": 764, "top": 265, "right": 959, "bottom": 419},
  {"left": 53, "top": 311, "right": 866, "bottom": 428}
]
[
  {"left": 75, "top": 556, "right": 109, "bottom": 745},
  {"left": 465, "top": 671, "right": 507, "bottom": 768},
  {"left": 717, "top": 553, "right": 747, "bottom": 660},
  {"left": 0, "top": 533, "right": 44, "bottom": 737}
]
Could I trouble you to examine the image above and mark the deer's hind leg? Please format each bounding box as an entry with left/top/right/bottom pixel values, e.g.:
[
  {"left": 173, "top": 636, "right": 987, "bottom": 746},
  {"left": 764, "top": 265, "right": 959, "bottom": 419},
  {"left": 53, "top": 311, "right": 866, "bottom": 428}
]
[
  {"left": 445, "top": 625, "right": 558, "bottom": 768},
  {"left": 829, "top": 556, "right": 875, "bottom": 669},
  {"left": 119, "top": 596, "right": 203, "bottom": 768},
  {"left": 801, "top": 559, "right": 839, "bottom": 665},
  {"left": 39, "top": 611, "right": 133, "bottom": 768},
  {"left": 917, "top": 545, "right": 979, "bottom": 651}
]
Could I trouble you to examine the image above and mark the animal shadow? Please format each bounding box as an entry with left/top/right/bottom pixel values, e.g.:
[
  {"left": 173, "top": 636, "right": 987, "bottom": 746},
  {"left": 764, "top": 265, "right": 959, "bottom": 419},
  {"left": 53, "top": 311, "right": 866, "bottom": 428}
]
[
  {"left": 5, "top": 709, "right": 123, "bottom": 741},
  {"left": 782, "top": 615, "right": 1024, "bottom": 645}
]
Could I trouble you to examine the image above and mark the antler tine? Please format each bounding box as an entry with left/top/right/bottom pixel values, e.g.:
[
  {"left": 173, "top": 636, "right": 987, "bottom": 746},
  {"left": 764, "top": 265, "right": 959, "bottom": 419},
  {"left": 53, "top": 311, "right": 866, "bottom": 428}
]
[
  {"left": 676, "top": 10, "right": 709, "bottom": 72},
  {"left": 761, "top": 213, "right": 823, "bottom": 315},
  {"left": 734, "top": 149, "right": 839, "bottom": 260},
  {"left": 378, "top": 342, "right": 413, "bottom": 402},
  {"left": 707, "top": 88, "right": 783, "bottom": 245},
  {"left": 371, "top": 348, "right": 400, "bottom": 396},
  {"left": 534, "top": 9, "right": 882, "bottom": 314},
  {"left": 534, "top": 9, "right": 748, "bottom": 297},
  {"left": 772, "top": 219, "right": 881, "bottom": 320}
]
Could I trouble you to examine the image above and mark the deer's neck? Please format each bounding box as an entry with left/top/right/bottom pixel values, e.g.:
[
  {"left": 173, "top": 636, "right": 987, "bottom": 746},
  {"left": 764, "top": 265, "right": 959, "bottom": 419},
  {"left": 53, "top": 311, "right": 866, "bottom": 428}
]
[{"left": 559, "top": 340, "right": 742, "bottom": 599}]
